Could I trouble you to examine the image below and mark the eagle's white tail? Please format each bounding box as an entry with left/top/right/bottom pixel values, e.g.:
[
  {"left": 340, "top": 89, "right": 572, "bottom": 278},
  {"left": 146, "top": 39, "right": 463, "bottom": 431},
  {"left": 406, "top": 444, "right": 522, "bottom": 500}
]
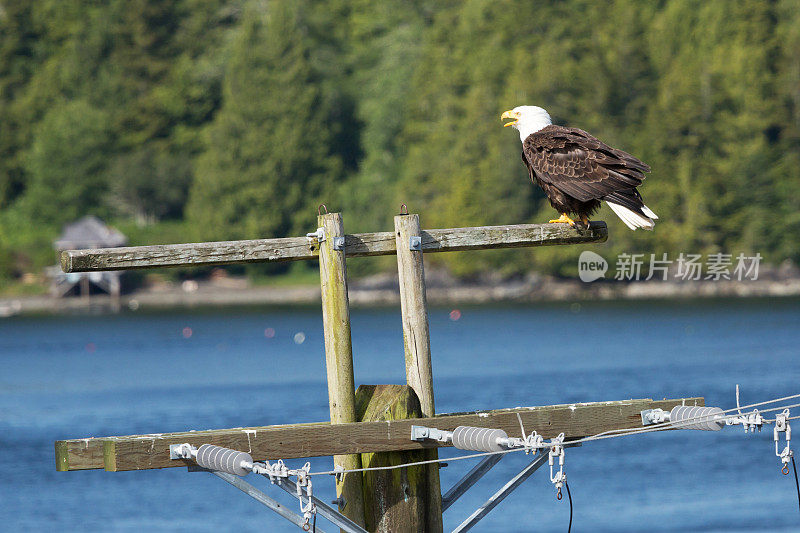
[{"left": 606, "top": 201, "right": 657, "bottom": 231}]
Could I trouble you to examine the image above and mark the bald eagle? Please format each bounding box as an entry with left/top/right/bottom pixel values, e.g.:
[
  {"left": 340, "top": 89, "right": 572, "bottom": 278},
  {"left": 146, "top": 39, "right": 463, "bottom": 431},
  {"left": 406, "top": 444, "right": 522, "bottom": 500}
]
[{"left": 501, "top": 106, "right": 657, "bottom": 230}]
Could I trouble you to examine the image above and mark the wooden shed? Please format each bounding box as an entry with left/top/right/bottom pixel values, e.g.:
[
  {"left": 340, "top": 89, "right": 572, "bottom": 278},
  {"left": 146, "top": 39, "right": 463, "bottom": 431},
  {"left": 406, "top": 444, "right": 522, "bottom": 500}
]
[{"left": 49, "top": 216, "right": 126, "bottom": 298}]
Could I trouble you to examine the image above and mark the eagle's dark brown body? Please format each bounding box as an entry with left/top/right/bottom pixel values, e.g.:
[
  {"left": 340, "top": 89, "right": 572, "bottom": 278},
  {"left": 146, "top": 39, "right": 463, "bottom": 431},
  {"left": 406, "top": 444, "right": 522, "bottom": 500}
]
[{"left": 521, "top": 125, "right": 651, "bottom": 222}]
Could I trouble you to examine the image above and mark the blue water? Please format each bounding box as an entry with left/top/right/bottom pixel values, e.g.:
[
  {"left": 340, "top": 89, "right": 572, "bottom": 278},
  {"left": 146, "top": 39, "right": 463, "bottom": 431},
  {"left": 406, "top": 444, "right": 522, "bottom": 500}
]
[{"left": 1, "top": 298, "right": 799, "bottom": 532}]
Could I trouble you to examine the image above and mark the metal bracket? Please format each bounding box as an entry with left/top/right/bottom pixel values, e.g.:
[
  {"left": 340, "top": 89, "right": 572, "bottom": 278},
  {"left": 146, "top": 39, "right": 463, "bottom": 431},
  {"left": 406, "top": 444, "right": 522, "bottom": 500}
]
[
  {"left": 409, "top": 235, "right": 422, "bottom": 251},
  {"left": 411, "top": 425, "right": 451, "bottom": 443},
  {"left": 332, "top": 236, "right": 345, "bottom": 251},
  {"left": 306, "top": 227, "right": 326, "bottom": 242},
  {"left": 452, "top": 452, "right": 549, "bottom": 532},
  {"left": 641, "top": 408, "right": 668, "bottom": 426},
  {"left": 271, "top": 477, "right": 367, "bottom": 533},
  {"left": 211, "top": 471, "right": 321, "bottom": 532},
  {"left": 194, "top": 465, "right": 366, "bottom": 533},
  {"left": 442, "top": 454, "right": 504, "bottom": 511},
  {"left": 775, "top": 409, "right": 792, "bottom": 474},
  {"left": 169, "top": 443, "right": 191, "bottom": 460}
]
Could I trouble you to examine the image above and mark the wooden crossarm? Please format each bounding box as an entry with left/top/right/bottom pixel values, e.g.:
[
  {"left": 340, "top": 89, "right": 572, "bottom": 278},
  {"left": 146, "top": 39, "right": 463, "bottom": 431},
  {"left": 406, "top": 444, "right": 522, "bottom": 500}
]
[
  {"left": 60, "top": 222, "right": 607, "bottom": 272},
  {"left": 55, "top": 396, "right": 701, "bottom": 472}
]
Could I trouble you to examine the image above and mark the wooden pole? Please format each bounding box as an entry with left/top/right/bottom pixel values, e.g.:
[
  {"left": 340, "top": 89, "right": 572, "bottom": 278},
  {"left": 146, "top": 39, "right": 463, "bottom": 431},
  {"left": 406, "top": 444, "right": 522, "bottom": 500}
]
[
  {"left": 317, "top": 212, "right": 365, "bottom": 528},
  {"left": 356, "top": 385, "right": 428, "bottom": 532},
  {"left": 394, "top": 213, "right": 443, "bottom": 533}
]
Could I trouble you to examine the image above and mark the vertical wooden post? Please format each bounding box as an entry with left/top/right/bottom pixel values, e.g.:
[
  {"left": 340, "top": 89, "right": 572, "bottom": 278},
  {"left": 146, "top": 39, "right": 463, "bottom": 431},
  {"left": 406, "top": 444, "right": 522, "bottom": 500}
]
[
  {"left": 394, "top": 213, "right": 443, "bottom": 533},
  {"left": 318, "top": 212, "right": 366, "bottom": 528},
  {"left": 356, "top": 385, "right": 427, "bottom": 532}
]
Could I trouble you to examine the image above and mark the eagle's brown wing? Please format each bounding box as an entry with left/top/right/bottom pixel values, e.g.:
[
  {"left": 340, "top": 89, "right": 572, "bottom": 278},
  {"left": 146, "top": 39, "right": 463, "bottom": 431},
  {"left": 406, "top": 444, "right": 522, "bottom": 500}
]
[{"left": 522, "top": 125, "right": 650, "bottom": 203}]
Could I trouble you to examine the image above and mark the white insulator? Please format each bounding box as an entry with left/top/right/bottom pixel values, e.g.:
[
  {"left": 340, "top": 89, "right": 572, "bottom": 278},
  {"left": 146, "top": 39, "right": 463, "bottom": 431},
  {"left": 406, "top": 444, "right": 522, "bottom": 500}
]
[
  {"left": 451, "top": 426, "right": 509, "bottom": 452},
  {"left": 195, "top": 444, "right": 253, "bottom": 476},
  {"left": 669, "top": 406, "right": 725, "bottom": 431}
]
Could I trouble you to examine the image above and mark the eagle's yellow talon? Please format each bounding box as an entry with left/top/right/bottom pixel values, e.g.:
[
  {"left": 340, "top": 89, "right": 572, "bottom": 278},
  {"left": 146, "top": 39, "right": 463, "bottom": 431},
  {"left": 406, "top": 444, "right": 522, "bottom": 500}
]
[{"left": 548, "top": 213, "right": 576, "bottom": 226}]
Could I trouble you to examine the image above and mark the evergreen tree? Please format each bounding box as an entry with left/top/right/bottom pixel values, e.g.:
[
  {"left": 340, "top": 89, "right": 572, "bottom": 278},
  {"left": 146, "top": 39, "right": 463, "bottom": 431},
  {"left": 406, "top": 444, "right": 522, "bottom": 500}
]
[
  {"left": 1, "top": 0, "right": 800, "bottom": 285},
  {"left": 187, "top": 0, "right": 341, "bottom": 241},
  {"left": 335, "top": 1, "right": 432, "bottom": 234},
  {"left": 17, "top": 99, "right": 112, "bottom": 225}
]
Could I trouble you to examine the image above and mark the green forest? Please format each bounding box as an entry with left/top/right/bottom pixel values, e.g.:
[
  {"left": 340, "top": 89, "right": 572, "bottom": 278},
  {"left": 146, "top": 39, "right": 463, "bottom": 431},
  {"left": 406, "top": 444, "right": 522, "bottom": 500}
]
[{"left": 1, "top": 0, "right": 799, "bottom": 289}]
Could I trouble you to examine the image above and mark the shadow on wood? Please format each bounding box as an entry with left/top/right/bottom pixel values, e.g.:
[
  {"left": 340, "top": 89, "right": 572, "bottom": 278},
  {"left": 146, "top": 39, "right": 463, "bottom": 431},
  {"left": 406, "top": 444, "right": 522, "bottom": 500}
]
[{"left": 356, "top": 385, "right": 440, "bottom": 533}]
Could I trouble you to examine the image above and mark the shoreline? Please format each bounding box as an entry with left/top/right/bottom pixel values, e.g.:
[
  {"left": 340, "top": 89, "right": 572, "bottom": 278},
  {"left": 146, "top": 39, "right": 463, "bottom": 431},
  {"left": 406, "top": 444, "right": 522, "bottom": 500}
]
[{"left": 3, "top": 270, "right": 799, "bottom": 316}]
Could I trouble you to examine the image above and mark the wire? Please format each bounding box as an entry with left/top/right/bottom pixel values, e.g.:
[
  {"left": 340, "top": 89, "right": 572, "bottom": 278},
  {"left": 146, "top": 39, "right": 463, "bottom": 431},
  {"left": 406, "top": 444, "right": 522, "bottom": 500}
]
[
  {"left": 792, "top": 456, "right": 800, "bottom": 515},
  {"left": 308, "top": 446, "right": 525, "bottom": 476},
  {"left": 734, "top": 392, "right": 800, "bottom": 411},
  {"left": 575, "top": 400, "right": 800, "bottom": 445},
  {"left": 565, "top": 481, "right": 573, "bottom": 533},
  {"left": 306, "top": 394, "right": 800, "bottom": 477}
]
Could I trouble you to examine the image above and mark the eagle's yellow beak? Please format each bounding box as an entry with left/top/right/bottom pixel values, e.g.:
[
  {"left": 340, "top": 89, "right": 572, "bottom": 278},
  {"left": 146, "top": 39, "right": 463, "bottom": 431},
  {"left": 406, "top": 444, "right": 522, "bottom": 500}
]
[{"left": 501, "top": 109, "right": 519, "bottom": 128}]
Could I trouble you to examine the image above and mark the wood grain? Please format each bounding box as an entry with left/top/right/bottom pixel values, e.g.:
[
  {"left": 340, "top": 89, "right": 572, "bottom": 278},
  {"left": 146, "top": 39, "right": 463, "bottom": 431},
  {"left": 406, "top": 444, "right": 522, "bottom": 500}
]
[
  {"left": 394, "top": 215, "right": 442, "bottom": 532},
  {"left": 356, "top": 385, "right": 430, "bottom": 533},
  {"left": 61, "top": 222, "right": 608, "bottom": 272},
  {"left": 55, "top": 397, "right": 702, "bottom": 472},
  {"left": 317, "top": 213, "right": 365, "bottom": 527},
  {"left": 54, "top": 438, "right": 105, "bottom": 471}
]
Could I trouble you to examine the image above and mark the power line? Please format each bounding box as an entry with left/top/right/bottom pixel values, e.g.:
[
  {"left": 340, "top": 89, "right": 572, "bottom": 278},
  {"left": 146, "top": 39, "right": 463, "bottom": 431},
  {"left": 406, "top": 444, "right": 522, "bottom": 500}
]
[
  {"left": 576, "top": 400, "right": 800, "bottom": 445},
  {"left": 307, "top": 394, "right": 800, "bottom": 477}
]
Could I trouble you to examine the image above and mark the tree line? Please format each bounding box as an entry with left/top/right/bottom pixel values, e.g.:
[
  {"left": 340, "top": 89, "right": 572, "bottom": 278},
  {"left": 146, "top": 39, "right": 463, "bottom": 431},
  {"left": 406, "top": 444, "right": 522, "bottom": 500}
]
[{"left": 1, "top": 0, "right": 798, "bottom": 284}]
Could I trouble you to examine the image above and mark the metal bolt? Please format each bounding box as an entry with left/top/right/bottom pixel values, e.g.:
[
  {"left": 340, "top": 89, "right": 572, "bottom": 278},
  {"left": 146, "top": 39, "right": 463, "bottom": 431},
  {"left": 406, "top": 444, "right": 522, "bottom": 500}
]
[{"left": 331, "top": 497, "right": 346, "bottom": 510}]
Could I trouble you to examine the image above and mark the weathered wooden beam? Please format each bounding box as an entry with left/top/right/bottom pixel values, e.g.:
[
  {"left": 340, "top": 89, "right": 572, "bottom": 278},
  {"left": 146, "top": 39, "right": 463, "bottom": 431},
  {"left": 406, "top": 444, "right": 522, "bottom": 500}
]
[
  {"left": 60, "top": 222, "right": 608, "bottom": 272},
  {"left": 318, "top": 213, "right": 365, "bottom": 527},
  {"left": 394, "top": 214, "right": 442, "bottom": 533},
  {"left": 54, "top": 438, "right": 105, "bottom": 472},
  {"left": 55, "top": 397, "right": 702, "bottom": 472}
]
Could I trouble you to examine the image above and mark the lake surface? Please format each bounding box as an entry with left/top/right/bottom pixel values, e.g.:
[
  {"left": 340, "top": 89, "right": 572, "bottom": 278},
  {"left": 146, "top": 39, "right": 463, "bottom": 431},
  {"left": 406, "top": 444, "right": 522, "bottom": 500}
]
[{"left": 1, "top": 298, "right": 799, "bottom": 532}]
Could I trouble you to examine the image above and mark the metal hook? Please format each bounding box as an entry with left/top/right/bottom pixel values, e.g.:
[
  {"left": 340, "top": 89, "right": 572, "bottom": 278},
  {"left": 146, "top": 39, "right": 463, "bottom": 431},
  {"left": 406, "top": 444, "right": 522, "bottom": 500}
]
[
  {"left": 557, "top": 487, "right": 562, "bottom": 500},
  {"left": 302, "top": 519, "right": 310, "bottom": 531},
  {"left": 318, "top": 204, "right": 328, "bottom": 215},
  {"left": 399, "top": 203, "right": 408, "bottom": 215},
  {"left": 783, "top": 463, "right": 790, "bottom": 475}
]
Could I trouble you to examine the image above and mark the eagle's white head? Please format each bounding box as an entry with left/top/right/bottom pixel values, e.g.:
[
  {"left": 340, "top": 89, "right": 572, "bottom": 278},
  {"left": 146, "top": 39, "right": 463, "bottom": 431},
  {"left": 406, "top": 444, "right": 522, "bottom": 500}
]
[{"left": 501, "top": 105, "right": 553, "bottom": 142}]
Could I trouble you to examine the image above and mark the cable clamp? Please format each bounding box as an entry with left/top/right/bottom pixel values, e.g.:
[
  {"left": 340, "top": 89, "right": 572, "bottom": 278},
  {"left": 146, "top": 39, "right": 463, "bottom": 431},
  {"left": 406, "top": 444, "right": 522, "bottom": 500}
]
[
  {"left": 522, "top": 430, "right": 544, "bottom": 455},
  {"left": 774, "top": 409, "right": 792, "bottom": 475},
  {"left": 746, "top": 409, "right": 764, "bottom": 432},
  {"left": 331, "top": 464, "right": 346, "bottom": 483},
  {"left": 294, "top": 462, "right": 316, "bottom": 531},
  {"left": 548, "top": 433, "right": 566, "bottom": 500},
  {"left": 726, "top": 409, "right": 764, "bottom": 432},
  {"left": 259, "top": 459, "right": 290, "bottom": 483},
  {"left": 513, "top": 412, "right": 543, "bottom": 454}
]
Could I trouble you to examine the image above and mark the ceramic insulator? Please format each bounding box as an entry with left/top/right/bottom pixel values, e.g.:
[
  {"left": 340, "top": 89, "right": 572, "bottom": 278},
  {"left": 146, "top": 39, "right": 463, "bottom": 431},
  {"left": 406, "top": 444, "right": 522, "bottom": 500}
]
[
  {"left": 669, "top": 405, "right": 725, "bottom": 431},
  {"left": 195, "top": 444, "right": 253, "bottom": 476},
  {"left": 451, "top": 426, "right": 509, "bottom": 452}
]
